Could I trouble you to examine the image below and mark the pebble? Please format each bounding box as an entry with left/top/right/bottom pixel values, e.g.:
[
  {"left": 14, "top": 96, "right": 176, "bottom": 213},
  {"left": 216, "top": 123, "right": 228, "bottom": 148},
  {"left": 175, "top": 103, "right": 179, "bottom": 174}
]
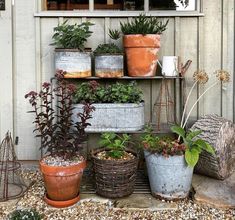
[{"left": 0, "top": 171, "right": 234, "bottom": 220}]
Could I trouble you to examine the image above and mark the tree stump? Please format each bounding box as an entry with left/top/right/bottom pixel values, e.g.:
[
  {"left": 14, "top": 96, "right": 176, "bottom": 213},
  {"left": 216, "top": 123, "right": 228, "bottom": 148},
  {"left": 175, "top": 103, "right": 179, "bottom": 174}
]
[{"left": 191, "top": 114, "right": 235, "bottom": 180}]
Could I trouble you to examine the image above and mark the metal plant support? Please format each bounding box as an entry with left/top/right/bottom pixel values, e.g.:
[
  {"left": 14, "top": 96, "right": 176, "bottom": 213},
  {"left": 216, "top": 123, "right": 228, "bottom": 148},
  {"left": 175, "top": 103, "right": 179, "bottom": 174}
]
[
  {"left": 0, "top": 132, "right": 28, "bottom": 201},
  {"left": 153, "top": 80, "right": 176, "bottom": 131}
]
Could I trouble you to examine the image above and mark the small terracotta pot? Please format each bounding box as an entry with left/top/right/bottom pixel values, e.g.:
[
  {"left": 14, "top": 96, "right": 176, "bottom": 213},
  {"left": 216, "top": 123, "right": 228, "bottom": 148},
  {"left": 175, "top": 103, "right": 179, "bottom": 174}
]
[
  {"left": 40, "top": 159, "right": 86, "bottom": 203},
  {"left": 123, "top": 34, "right": 161, "bottom": 77}
]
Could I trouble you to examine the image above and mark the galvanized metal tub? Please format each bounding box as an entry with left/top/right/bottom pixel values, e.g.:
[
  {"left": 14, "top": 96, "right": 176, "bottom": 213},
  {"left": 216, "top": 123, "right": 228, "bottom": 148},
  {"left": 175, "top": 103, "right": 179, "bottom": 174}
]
[
  {"left": 55, "top": 49, "right": 92, "bottom": 78},
  {"left": 72, "top": 103, "right": 144, "bottom": 132},
  {"left": 144, "top": 151, "right": 194, "bottom": 200},
  {"left": 95, "top": 54, "right": 124, "bottom": 78}
]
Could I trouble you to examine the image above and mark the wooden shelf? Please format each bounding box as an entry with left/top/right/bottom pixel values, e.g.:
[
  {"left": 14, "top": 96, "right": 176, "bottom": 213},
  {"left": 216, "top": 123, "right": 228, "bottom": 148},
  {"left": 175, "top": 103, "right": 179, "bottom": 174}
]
[{"left": 66, "top": 76, "right": 184, "bottom": 80}]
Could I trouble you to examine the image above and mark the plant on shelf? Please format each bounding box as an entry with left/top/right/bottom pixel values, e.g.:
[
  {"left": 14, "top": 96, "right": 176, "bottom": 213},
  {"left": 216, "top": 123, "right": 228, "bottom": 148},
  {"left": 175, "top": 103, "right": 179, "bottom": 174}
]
[
  {"left": 140, "top": 69, "right": 231, "bottom": 200},
  {"left": 91, "top": 132, "right": 139, "bottom": 198},
  {"left": 72, "top": 80, "right": 144, "bottom": 132},
  {"left": 110, "top": 13, "right": 169, "bottom": 77},
  {"left": 74, "top": 80, "right": 143, "bottom": 104},
  {"left": 25, "top": 70, "right": 94, "bottom": 208},
  {"left": 51, "top": 20, "right": 94, "bottom": 78},
  {"left": 94, "top": 29, "right": 124, "bottom": 78}
]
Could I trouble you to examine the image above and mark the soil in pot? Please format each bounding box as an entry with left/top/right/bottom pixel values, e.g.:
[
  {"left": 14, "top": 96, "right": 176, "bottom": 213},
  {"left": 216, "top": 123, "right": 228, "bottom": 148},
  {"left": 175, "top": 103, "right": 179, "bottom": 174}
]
[{"left": 92, "top": 148, "right": 139, "bottom": 198}]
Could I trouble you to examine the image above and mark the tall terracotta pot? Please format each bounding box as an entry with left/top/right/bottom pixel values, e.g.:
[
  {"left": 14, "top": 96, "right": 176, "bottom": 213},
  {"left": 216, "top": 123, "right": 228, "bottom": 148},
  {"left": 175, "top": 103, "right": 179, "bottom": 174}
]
[
  {"left": 40, "top": 159, "right": 86, "bottom": 207},
  {"left": 123, "top": 34, "right": 161, "bottom": 77}
]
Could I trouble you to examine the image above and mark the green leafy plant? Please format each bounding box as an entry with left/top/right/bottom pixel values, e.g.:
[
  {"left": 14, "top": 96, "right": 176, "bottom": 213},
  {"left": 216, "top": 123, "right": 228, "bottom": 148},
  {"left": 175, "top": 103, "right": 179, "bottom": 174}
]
[
  {"left": 99, "top": 132, "right": 131, "bottom": 159},
  {"left": 73, "top": 81, "right": 143, "bottom": 104},
  {"left": 141, "top": 126, "right": 186, "bottom": 157},
  {"left": 108, "top": 29, "right": 121, "bottom": 40},
  {"left": 117, "top": 13, "right": 169, "bottom": 35},
  {"left": 171, "top": 125, "right": 215, "bottom": 167},
  {"left": 8, "top": 209, "right": 42, "bottom": 220},
  {"left": 51, "top": 20, "right": 94, "bottom": 50},
  {"left": 94, "top": 43, "right": 122, "bottom": 54}
]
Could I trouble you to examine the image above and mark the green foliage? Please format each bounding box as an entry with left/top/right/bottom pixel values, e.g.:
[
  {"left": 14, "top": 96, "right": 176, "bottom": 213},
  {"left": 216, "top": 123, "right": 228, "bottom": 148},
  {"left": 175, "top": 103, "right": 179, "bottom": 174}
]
[
  {"left": 141, "top": 125, "right": 186, "bottom": 156},
  {"left": 120, "top": 14, "right": 169, "bottom": 35},
  {"left": 73, "top": 81, "right": 143, "bottom": 104},
  {"left": 94, "top": 43, "right": 122, "bottom": 54},
  {"left": 109, "top": 29, "right": 121, "bottom": 40},
  {"left": 99, "top": 132, "right": 131, "bottom": 159},
  {"left": 8, "top": 209, "right": 42, "bottom": 220},
  {"left": 51, "top": 20, "right": 94, "bottom": 50},
  {"left": 171, "top": 125, "right": 215, "bottom": 167}
]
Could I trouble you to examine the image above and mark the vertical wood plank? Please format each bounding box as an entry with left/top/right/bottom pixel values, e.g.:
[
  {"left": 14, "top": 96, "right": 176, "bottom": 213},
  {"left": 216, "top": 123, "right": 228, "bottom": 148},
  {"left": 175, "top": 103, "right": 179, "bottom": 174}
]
[
  {"left": 221, "top": 0, "right": 234, "bottom": 121},
  {"left": 13, "top": 0, "right": 39, "bottom": 159},
  {"left": 179, "top": 17, "right": 199, "bottom": 127},
  {"left": 40, "top": 18, "right": 59, "bottom": 82},
  {"left": 201, "top": 0, "right": 222, "bottom": 117},
  {"left": 0, "top": 0, "right": 13, "bottom": 140}
]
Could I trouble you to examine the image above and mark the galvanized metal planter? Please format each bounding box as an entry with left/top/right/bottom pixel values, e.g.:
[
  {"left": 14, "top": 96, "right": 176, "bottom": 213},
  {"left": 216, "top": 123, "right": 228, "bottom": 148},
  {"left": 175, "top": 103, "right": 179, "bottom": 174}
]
[
  {"left": 144, "top": 151, "right": 193, "bottom": 200},
  {"left": 55, "top": 49, "right": 92, "bottom": 78},
  {"left": 72, "top": 103, "right": 144, "bottom": 132},
  {"left": 95, "top": 54, "right": 124, "bottom": 78}
]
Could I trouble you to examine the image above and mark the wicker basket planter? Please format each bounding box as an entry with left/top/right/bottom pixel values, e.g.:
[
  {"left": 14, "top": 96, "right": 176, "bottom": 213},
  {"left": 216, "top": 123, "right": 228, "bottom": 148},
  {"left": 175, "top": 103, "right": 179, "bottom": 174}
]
[{"left": 91, "top": 148, "right": 139, "bottom": 198}]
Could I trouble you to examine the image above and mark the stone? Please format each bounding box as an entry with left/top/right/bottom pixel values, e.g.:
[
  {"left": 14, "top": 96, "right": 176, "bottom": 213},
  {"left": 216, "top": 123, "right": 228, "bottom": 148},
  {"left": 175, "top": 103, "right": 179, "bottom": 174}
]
[
  {"left": 192, "top": 172, "right": 235, "bottom": 209},
  {"left": 80, "top": 193, "right": 177, "bottom": 211}
]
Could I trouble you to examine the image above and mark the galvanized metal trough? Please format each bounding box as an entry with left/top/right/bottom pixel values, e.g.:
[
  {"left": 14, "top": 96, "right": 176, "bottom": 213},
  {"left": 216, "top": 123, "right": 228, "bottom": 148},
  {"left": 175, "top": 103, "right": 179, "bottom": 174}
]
[{"left": 72, "top": 103, "right": 145, "bottom": 132}]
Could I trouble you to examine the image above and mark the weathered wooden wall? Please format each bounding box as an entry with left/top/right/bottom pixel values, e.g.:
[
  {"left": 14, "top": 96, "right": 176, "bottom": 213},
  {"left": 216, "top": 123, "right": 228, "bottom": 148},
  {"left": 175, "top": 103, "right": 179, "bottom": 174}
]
[{"left": 0, "top": 0, "right": 234, "bottom": 159}]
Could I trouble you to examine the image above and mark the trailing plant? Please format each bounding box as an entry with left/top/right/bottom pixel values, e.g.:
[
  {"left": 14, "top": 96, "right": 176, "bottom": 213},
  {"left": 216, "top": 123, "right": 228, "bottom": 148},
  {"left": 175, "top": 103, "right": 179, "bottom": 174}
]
[
  {"left": 73, "top": 81, "right": 143, "bottom": 104},
  {"left": 99, "top": 132, "right": 131, "bottom": 159},
  {"left": 141, "top": 126, "right": 186, "bottom": 157},
  {"left": 94, "top": 43, "right": 122, "bottom": 54},
  {"left": 25, "top": 70, "right": 94, "bottom": 160},
  {"left": 110, "top": 14, "right": 169, "bottom": 36},
  {"left": 8, "top": 208, "right": 42, "bottom": 220},
  {"left": 51, "top": 20, "right": 94, "bottom": 50}
]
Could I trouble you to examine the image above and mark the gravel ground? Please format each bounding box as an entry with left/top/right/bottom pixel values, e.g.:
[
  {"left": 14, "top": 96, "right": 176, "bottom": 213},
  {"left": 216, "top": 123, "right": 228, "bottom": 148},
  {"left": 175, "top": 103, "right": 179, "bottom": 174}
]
[{"left": 0, "top": 171, "right": 234, "bottom": 220}]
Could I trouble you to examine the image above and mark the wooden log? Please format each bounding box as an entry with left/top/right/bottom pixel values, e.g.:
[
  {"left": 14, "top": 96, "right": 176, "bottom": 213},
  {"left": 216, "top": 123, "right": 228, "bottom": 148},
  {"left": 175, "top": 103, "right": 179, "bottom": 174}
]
[{"left": 191, "top": 114, "right": 235, "bottom": 180}]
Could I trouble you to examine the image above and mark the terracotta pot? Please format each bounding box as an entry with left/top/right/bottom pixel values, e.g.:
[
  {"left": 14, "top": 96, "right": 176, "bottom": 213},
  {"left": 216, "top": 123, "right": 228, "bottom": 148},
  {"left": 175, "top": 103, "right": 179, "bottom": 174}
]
[
  {"left": 123, "top": 34, "right": 161, "bottom": 77},
  {"left": 40, "top": 159, "right": 86, "bottom": 203}
]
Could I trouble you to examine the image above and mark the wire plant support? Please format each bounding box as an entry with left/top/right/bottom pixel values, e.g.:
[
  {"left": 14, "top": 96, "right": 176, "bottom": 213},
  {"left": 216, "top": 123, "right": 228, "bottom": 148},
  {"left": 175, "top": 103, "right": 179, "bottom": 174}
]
[{"left": 0, "top": 132, "right": 28, "bottom": 201}]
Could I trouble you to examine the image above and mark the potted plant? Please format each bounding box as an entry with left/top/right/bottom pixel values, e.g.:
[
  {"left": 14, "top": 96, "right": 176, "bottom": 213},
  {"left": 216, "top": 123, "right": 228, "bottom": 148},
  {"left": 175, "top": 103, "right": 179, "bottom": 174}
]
[
  {"left": 94, "top": 30, "right": 123, "bottom": 78},
  {"left": 94, "top": 43, "right": 123, "bottom": 78},
  {"left": 72, "top": 80, "right": 144, "bottom": 132},
  {"left": 25, "top": 70, "right": 94, "bottom": 208},
  {"left": 51, "top": 20, "right": 94, "bottom": 78},
  {"left": 141, "top": 125, "right": 214, "bottom": 200},
  {"left": 140, "top": 69, "right": 231, "bottom": 200},
  {"left": 91, "top": 132, "right": 139, "bottom": 198},
  {"left": 111, "top": 14, "right": 169, "bottom": 77}
]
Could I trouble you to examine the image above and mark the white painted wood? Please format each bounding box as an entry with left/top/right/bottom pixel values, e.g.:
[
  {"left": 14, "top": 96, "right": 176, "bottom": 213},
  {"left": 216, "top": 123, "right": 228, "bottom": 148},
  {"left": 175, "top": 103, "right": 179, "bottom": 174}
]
[
  {"left": 0, "top": 0, "right": 13, "bottom": 141},
  {"left": 0, "top": 0, "right": 234, "bottom": 159},
  {"left": 202, "top": 0, "right": 222, "bottom": 116},
  {"left": 13, "top": 0, "right": 40, "bottom": 160},
  {"left": 179, "top": 17, "right": 198, "bottom": 126},
  {"left": 34, "top": 11, "right": 205, "bottom": 18},
  {"left": 40, "top": 18, "right": 58, "bottom": 82},
  {"left": 221, "top": 0, "right": 234, "bottom": 121}
]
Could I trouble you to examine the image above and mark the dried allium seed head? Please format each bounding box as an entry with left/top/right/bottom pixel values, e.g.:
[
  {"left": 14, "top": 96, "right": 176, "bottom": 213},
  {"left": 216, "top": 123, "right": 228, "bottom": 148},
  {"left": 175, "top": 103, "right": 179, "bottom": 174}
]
[
  {"left": 215, "top": 70, "right": 230, "bottom": 83},
  {"left": 193, "top": 70, "right": 209, "bottom": 84}
]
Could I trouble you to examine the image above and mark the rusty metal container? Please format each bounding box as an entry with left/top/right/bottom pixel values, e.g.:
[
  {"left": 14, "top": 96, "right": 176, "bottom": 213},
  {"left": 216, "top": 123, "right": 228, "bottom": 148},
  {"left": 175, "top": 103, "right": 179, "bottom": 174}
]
[
  {"left": 144, "top": 151, "right": 193, "bottom": 200},
  {"left": 72, "top": 103, "right": 144, "bottom": 132},
  {"left": 55, "top": 49, "right": 92, "bottom": 78},
  {"left": 95, "top": 54, "right": 124, "bottom": 78}
]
